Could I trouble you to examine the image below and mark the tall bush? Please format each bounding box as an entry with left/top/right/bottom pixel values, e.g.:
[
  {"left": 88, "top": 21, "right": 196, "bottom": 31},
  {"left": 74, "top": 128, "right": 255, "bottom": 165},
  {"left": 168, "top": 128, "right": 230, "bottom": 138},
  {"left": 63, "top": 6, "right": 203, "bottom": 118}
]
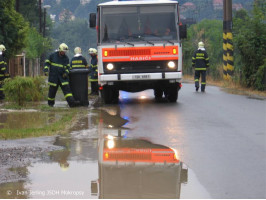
[
  {"left": 3, "top": 76, "right": 46, "bottom": 106},
  {"left": 233, "top": 3, "right": 266, "bottom": 90}
]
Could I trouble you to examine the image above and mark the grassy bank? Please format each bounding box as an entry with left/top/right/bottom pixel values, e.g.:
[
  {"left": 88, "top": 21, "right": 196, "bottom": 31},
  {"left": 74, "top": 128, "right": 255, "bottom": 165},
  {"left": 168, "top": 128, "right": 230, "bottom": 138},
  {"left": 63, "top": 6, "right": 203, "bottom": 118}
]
[
  {"left": 183, "top": 74, "right": 266, "bottom": 98},
  {"left": 0, "top": 106, "right": 86, "bottom": 140}
]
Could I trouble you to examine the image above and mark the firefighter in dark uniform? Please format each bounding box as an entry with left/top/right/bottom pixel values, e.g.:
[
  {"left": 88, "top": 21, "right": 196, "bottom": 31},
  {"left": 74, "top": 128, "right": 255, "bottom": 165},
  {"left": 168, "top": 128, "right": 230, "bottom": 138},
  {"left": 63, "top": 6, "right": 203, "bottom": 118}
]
[
  {"left": 44, "top": 43, "right": 80, "bottom": 107},
  {"left": 0, "top": 44, "right": 9, "bottom": 100},
  {"left": 70, "top": 47, "right": 88, "bottom": 69},
  {"left": 88, "top": 48, "right": 99, "bottom": 95},
  {"left": 192, "top": 41, "right": 210, "bottom": 92}
]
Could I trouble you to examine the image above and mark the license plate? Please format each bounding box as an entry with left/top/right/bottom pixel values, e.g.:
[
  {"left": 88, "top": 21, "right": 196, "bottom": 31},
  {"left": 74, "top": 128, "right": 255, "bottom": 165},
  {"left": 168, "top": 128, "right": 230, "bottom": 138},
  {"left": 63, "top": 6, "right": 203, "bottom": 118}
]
[{"left": 132, "top": 74, "right": 150, "bottom": 79}]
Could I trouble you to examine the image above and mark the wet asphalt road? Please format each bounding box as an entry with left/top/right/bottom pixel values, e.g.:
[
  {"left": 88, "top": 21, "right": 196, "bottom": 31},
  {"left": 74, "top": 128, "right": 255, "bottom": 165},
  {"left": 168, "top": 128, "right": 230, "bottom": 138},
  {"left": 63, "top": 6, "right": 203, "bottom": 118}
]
[
  {"left": 0, "top": 82, "right": 265, "bottom": 199},
  {"left": 115, "top": 82, "right": 266, "bottom": 198}
]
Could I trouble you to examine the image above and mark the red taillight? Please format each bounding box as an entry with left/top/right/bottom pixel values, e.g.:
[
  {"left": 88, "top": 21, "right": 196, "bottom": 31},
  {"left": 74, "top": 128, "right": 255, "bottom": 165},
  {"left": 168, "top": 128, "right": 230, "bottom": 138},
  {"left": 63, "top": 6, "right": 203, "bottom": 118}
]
[{"left": 99, "top": 86, "right": 103, "bottom": 90}]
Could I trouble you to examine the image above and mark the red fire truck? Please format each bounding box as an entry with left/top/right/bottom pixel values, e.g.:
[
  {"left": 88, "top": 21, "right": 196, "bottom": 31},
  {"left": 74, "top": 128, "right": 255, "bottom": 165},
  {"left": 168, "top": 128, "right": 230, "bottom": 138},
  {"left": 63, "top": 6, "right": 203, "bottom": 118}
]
[{"left": 90, "top": 0, "right": 186, "bottom": 104}]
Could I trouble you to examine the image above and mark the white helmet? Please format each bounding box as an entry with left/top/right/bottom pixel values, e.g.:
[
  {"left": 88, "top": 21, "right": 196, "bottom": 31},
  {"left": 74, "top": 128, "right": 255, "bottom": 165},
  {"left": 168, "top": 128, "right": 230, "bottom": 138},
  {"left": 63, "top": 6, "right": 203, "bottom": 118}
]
[
  {"left": 59, "top": 43, "right": 69, "bottom": 52},
  {"left": 88, "top": 48, "right": 97, "bottom": 54},
  {"left": 198, "top": 41, "right": 204, "bottom": 48},
  {"left": 74, "top": 47, "right": 82, "bottom": 54},
  {"left": 0, "top": 44, "right": 6, "bottom": 52}
]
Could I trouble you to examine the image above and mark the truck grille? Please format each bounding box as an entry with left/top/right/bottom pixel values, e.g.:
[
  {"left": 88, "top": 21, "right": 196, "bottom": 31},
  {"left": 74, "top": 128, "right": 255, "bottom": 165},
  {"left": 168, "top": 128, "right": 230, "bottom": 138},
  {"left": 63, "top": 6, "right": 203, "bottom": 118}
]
[{"left": 109, "top": 49, "right": 151, "bottom": 56}]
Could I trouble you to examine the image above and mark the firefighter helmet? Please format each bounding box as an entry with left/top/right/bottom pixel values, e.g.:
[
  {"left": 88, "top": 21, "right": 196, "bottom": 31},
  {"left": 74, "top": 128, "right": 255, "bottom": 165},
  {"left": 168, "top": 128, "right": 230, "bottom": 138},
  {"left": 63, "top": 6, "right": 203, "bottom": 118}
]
[
  {"left": 0, "top": 44, "right": 6, "bottom": 52},
  {"left": 59, "top": 43, "right": 69, "bottom": 52},
  {"left": 74, "top": 47, "right": 82, "bottom": 54},
  {"left": 88, "top": 48, "right": 97, "bottom": 55},
  {"left": 198, "top": 41, "right": 204, "bottom": 48}
]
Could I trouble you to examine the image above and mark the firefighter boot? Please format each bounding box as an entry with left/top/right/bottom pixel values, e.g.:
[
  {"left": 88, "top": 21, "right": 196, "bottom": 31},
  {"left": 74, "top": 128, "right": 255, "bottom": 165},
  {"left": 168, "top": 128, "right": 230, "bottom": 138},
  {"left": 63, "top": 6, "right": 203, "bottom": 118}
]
[
  {"left": 201, "top": 84, "right": 206, "bottom": 92},
  {"left": 69, "top": 100, "right": 81, "bottom": 107}
]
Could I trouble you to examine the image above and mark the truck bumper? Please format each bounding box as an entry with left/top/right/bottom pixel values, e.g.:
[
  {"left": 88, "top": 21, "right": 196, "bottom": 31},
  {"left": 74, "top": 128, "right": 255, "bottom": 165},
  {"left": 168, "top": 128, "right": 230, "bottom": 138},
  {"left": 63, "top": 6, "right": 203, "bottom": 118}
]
[{"left": 99, "top": 72, "right": 182, "bottom": 82}]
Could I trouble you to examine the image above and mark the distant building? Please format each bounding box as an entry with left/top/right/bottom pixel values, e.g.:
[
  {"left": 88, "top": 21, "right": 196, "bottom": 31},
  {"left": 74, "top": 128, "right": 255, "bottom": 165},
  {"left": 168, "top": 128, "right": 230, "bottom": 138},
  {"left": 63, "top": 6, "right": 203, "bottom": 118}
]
[
  {"left": 180, "top": 2, "right": 196, "bottom": 12},
  {"left": 233, "top": 3, "right": 243, "bottom": 11},
  {"left": 59, "top": 9, "right": 75, "bottom": 22},
  {"left": 213, "top": 0, "right": 243, "bottom": 11},
  {"left": 50, "top": 14, "right": 56, "bottom": 23},
  {"left": 80, "top": 0, "right": 91, "bottom": 5},
  {"left": 213, "top": 0, "right": 223, "bottom": 10}
]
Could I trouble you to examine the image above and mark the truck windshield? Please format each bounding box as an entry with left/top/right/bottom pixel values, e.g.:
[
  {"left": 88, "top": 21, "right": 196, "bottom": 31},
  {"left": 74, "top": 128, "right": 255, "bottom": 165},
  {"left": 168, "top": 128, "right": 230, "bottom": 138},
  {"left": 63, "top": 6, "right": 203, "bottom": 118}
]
[{"left": 100, "top": 4, "right": 178, "bottom": 43}]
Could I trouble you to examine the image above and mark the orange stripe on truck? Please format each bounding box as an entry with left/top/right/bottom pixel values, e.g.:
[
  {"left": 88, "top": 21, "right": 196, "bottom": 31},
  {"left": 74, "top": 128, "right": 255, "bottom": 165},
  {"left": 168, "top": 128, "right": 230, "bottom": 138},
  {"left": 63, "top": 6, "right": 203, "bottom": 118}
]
[{"left": 102, "top": 46, "right": 178, "bottom": 62}]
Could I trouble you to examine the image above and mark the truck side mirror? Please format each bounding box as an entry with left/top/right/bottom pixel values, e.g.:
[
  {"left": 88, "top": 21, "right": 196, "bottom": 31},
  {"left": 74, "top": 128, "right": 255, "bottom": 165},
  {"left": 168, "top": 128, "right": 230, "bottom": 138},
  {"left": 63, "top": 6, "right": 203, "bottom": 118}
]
[
  {"left": 179, "top": 24, "right": 187, "bottom": 39},
  {"left": 89, "top": 13, "right": 96, "bottom": 28}
]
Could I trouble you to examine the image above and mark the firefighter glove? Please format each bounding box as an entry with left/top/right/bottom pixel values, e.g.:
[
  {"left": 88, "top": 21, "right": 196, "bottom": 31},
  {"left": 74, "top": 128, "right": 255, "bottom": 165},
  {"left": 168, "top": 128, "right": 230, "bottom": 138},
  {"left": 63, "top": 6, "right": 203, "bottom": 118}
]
[
  {"left": 4, "top": 73, "right": 10, "bottom": 78},
  {"left": 62, "top": 73, "right": 68, "bottom": 79}
]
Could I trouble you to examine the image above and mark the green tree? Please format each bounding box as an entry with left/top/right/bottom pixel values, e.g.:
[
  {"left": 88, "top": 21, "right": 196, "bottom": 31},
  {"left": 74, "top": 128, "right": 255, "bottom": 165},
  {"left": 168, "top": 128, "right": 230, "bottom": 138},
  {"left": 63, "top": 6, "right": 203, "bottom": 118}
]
[
  {"left": 17, "top": 0, "right": 39, "bottom": 28},
  {"left": 51, "top": 18, "right": 96, "bottom": 59},
  {"left": 183, "top": 20, "right": 223, "bottom": 79},
  {"left": 25, "top": 27, "right": 52, "bottom": 59},
  {"left": 60, "top": 0, "right": 80, "bottom": 13},
  {"left": 233, "top": 2, "right": 266, "bottom": 90},
  {"left": 0, "top": 0, "right": 29, "bottom": 58}
]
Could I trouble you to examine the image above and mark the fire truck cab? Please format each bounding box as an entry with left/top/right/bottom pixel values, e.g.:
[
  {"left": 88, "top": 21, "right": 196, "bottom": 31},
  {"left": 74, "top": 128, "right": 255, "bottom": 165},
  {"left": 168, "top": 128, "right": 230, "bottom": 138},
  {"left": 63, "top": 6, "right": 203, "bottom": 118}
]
[{"left": 90, "top": 0, "right": 186, "bottom": 104}]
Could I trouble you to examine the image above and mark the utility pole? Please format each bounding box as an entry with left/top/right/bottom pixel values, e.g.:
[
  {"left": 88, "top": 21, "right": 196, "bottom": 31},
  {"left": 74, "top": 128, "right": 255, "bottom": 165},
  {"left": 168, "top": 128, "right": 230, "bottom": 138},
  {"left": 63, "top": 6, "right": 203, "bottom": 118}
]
[
  {"left": 43, "top": 5, "right": 51, "bottom": 37},
  {"left": 16, "top": 0, "right": 20, "bottom": 12},
  {"left": 39, "top": 0, "right": 42, "bottom": 34},
  {"left": 43, "top": 8, "right": 46, "bottom": 37},
  {"left": 223, "top": 0, "right": 234, "bottom": 80}
]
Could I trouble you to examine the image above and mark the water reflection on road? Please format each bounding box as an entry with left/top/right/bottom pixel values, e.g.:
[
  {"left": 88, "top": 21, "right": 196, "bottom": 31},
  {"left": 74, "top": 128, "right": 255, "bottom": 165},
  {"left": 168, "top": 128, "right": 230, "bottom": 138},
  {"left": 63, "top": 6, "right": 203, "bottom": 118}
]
[{"left": 0, "top": 105, "right": 193, "bottom": 199}]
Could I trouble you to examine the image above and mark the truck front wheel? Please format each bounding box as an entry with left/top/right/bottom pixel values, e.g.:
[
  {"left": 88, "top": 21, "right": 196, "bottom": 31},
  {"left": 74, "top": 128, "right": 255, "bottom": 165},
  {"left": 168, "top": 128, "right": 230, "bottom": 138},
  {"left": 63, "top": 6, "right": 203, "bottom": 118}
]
[
  {"left": 102, "top": 85, "right": 119, "bottom": 104},
  {"left": 154, "top": 88, "right": 163, "bottom": 101},
  {"left": 167, "top": 84, "right": 179, "bottom": 102}
]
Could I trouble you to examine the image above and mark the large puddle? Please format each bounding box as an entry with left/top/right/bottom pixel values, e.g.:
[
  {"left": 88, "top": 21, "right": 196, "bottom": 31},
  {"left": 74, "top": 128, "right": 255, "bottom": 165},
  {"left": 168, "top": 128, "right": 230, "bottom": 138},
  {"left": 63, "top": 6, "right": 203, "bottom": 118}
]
[
  {"left": 0, "top": 111, "right": 63, "bottom": 129},
  {"left": 0, "top": 107, "right": 210, "bottom": 199}
]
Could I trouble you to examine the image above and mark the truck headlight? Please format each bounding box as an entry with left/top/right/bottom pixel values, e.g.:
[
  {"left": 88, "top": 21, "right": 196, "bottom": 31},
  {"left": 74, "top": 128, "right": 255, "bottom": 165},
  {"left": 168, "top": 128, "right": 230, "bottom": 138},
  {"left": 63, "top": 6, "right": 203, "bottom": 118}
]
[
  {"left": 168, "top": 61, "right": 176, "bottom": 69},
  {"left": 107, "top": 63, "right": 114, "bottom": 70}
]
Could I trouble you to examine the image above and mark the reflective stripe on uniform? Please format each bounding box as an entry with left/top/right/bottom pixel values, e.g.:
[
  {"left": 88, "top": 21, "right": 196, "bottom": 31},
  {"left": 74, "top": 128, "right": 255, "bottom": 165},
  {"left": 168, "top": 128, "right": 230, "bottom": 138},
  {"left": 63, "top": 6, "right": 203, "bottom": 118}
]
[
  {"left": 0, "top": 88, "right": 4, "bottom": 91},
  {"left": 48, "top": 82, "right": 57, "bottom": 87},
  {"left": 1, "top": 67, "right": 6, "bottom": 71},
  {"left": 89, "top": 79, "right": 98, "bottom": 82},
  {"left": 195, "top": 79, "right": 199, "bottom": 81},
  {"left": 201, "top": 82, "right": 206, "bottom": 85},
  {"left": 48, "top": 97, "right": 55, "bottom": 100},
  {"left": 62, "top": 82, "right": 69, "bottom": 85},
  {"left": 50, "top": 62, "right": 64, "bottom": 67},
  {"left": 0, "top": 74, "right": 4, "bottom": 77},
  {"left": 196, "top": 56, "right": 205, "bottom": 59},
  {"left": 72, "top": 65, "right": 86, "bottom": 68},
  {"left": 195, "top": 68, "right": 206, "bottom": 70},
  {"left": 65, "top": 93, "right": 73, "bottom": 98}
]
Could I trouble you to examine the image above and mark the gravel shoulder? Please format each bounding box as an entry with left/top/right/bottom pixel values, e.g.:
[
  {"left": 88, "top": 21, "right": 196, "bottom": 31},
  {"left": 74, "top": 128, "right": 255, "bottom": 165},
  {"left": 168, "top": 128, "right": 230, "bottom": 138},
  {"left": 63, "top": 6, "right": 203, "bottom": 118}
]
[{"left": 0, "top": 136, "right": 62, "bottom": 184}]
